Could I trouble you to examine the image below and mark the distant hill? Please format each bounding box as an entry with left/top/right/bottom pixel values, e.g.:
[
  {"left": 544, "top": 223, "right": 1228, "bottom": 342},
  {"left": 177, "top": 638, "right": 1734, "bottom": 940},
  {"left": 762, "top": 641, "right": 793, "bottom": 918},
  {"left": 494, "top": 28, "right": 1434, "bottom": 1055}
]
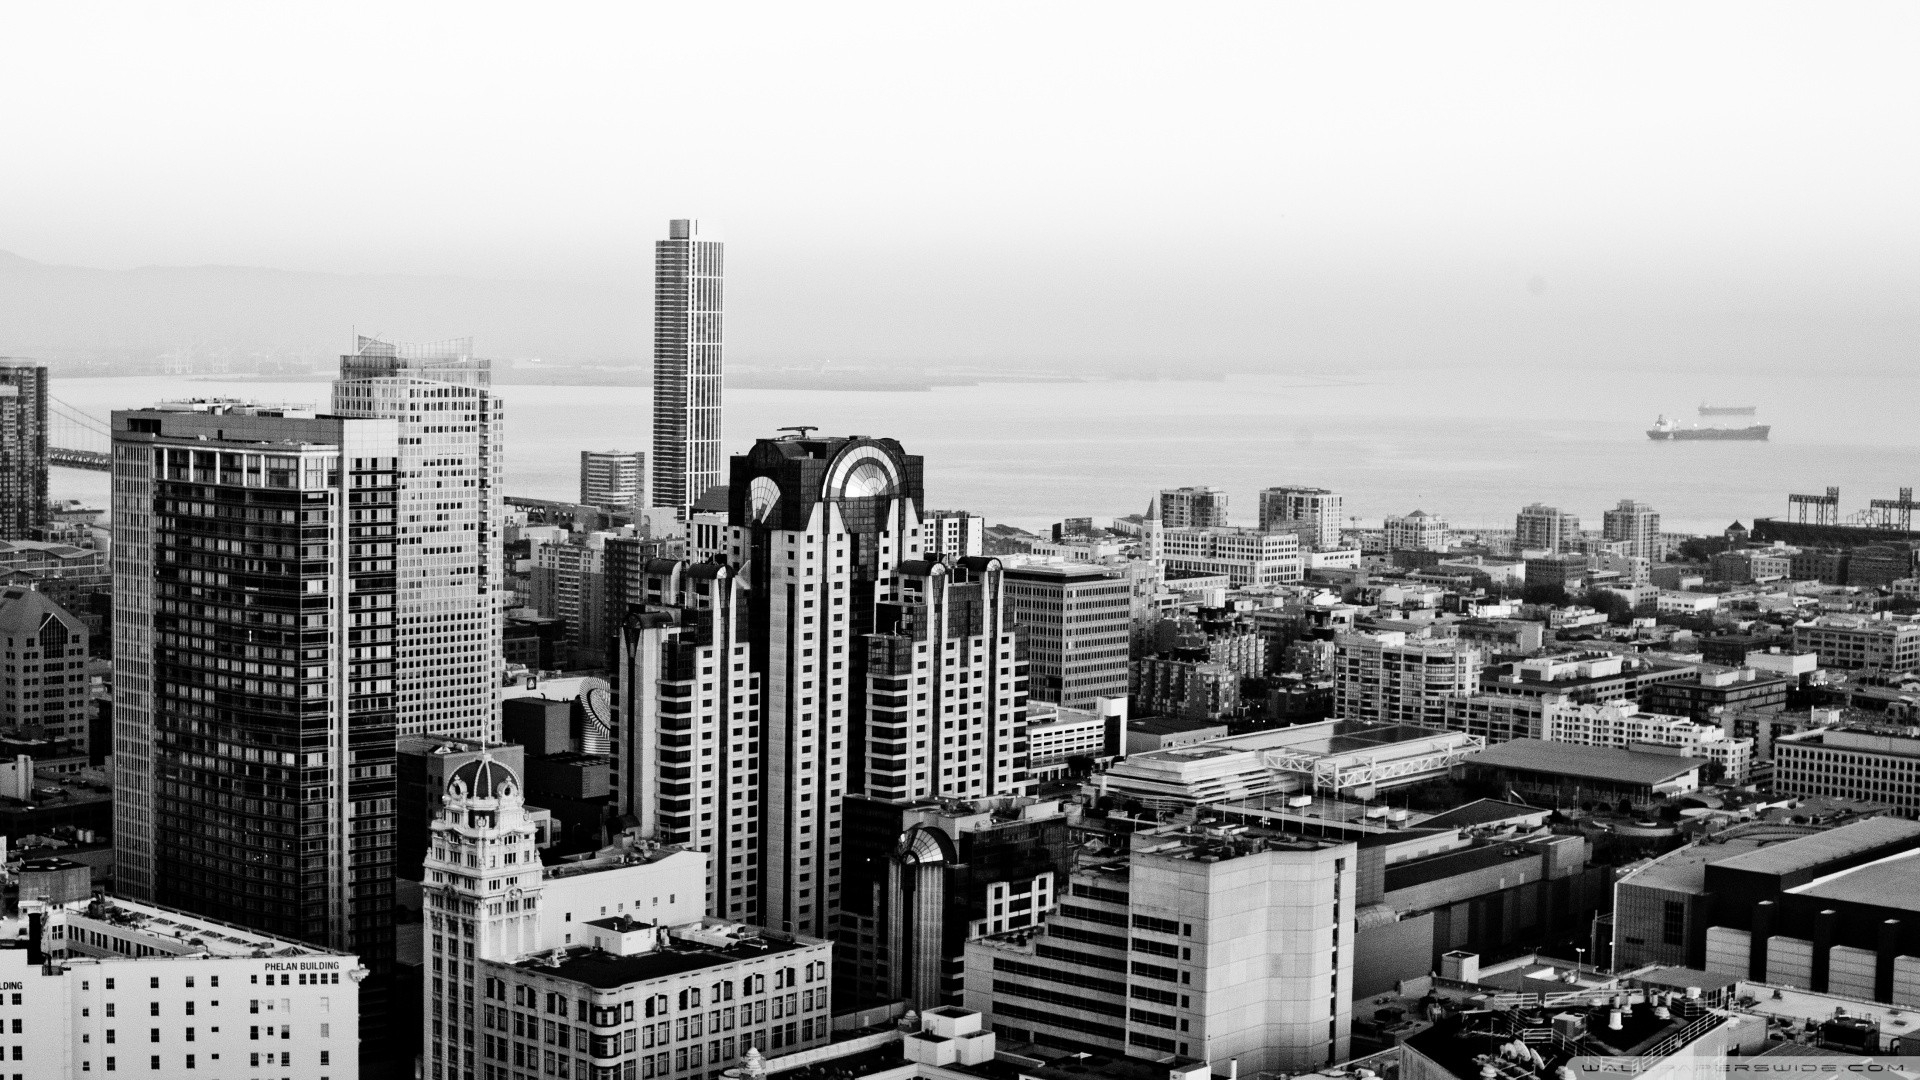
[{"left": 0, "top": 250, "right": 645, "bottom": 369}]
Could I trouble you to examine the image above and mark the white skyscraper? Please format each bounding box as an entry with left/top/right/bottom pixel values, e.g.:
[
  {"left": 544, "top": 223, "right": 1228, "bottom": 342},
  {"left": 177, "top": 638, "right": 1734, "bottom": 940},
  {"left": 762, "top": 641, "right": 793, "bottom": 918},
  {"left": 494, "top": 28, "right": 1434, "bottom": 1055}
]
[
  {"left": 719, "top": 433, "right": 1031, "bottom": 939},
  {"left": 332, "top": 336, "right": 503, "bottom": 741},
  {"left": 652, "top": 218, "right": 725, "bottom": 519}
]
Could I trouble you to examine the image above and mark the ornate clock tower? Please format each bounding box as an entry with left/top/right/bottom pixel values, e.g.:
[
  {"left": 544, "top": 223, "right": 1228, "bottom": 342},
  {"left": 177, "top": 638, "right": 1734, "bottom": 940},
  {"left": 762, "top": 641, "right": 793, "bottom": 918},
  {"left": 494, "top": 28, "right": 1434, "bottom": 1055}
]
[{"left": 422, "top": 755, "right": 546, "bottom": 1080}]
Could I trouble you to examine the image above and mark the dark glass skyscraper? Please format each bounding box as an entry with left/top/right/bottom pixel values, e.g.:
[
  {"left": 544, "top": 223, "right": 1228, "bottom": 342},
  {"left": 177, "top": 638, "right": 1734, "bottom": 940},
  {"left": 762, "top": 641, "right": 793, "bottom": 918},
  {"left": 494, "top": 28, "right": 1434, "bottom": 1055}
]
[
  {"left": 109, "top": 401, "right": 401, "bottom": 1053},
  {"left": 651, "top": 219, "right": 724, "bottom": 519},
  {"left": 0, "top": 363, "right": 49, "bottom": 538}
]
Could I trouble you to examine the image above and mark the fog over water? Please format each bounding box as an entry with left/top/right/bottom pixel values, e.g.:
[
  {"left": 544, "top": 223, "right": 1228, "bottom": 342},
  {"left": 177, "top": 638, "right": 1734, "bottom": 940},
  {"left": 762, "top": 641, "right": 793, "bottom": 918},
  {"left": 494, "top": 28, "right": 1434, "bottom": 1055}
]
[{"left": 53, "top": 366, "right": 1920, "bottom": 537}]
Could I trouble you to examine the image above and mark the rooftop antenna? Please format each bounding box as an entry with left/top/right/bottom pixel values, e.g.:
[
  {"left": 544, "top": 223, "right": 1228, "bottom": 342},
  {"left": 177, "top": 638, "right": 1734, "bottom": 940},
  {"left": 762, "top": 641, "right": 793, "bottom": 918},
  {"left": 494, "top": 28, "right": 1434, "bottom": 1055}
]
[{"left": 778, "top": 426, "right": 818, "bottom": 440}]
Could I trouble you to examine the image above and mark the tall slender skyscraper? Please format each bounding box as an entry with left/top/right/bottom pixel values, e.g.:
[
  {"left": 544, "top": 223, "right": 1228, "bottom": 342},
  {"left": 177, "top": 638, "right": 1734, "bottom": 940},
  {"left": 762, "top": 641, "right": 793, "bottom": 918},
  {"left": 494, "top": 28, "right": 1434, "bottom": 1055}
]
[
  {"left": 332, "top": 336, "right": 503, "bottom": 742},
  {"left": 0, "top": 362, "right": 49, "bottom": 538},
  {"left": 651, "top": 219, "right": 725, "bottom": 519},
  {"left": 109, "top": 401, "right": 401, "bottom": 1039}
]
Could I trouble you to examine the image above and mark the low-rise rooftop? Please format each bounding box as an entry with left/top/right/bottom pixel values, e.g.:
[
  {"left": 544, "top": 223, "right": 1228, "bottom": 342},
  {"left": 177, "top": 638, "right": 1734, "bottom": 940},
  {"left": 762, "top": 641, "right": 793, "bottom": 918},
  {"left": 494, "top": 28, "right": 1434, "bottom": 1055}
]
[
  {"left": 1465, "top": 739, "right": 1707, "bottom": 786},
  {"left": 510, "top": 927, "right": 816, "bottom": 990}
]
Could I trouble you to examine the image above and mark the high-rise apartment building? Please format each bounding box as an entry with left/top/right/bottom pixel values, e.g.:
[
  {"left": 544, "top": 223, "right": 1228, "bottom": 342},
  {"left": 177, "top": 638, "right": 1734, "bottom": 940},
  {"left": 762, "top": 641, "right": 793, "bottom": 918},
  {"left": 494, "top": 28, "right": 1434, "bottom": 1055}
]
[
  {"left": 713, "top": 434, "right": 1031, "bottom": 939},
  {"left": 1602, "top": 499, "right": 1662, "bottom": 560},
  {"left": 1332, "top": 631, "right": 1481, "bottom": 727},
  {"left": 1004, "top": 563, "right": 1131, "bottom": 708},
  {"left": 109, "top": 402, "right": 400, "bottom": 1045},
  {"left": 652, "top": 219, "right": 725, "bottom": 519},
  {"left": 1383, "top": 510, "right": 1449, "bottom": 552},
  {"left": 924, "top": 509, "right": 986, "bottom": 559},
  {"left": 332, "top": 335, "right": 503, "bottom": 742},
  {"left": 613, "top": 561, "right": 761, "bottom": 920},
  {"left": 1258, "top": 486, "right": 1342, "bottom": 550},
  {"left": 1515, "top": 502, "right": 1581, "bottom": 554},
  {"left": 965, "top": 822, "right": 1354, "bottom": 1072},
  {"left": 1155, "top": 486, "right": 1229, "bottom": 529},
  {"left": 530, "top": 531, "right": 609, "bottom": 668},
  {"left": 0, "top": 362, "right": 49, "bottom": 538},
  {"left": 581, "top": 449, "right": 646, "bottom": 514}
]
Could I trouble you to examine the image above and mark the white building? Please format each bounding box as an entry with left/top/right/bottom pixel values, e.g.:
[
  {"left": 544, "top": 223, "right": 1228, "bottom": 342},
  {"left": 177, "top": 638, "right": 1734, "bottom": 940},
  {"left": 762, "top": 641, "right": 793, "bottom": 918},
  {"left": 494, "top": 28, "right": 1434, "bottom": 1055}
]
[
  {"left": 422, "top": 751, "right": 825, "bottom": 1080},
  {"left": 10, "top": 893, "right": 363, "bottom": 1078},
  {"left": 1602, "top": 499, "right": 1663, "bottom": 560},
  {"left": 924, "top": 510, "right": 986, "bottom": 559},
  {"left": 580, "top": 449, "right": 647, "bottom": 514},
  {"left": 1333, "top": 631, "right": 1482, "bottom": 728},
  {"left": 1383, "top": 510, "right": 1449, "bottom": 553},
  {"left": 965, "top": 822, "right": 1354, "bottom": 1073},
  {"left": 1025, "top": 697, "right": 1125, "bottom": 777},
  {"left": 1657, "top": 591, "right": 1721, "bottom": 615},
  {"left": 1152, "top": 526, "right": 1302, "bottom": 587},
  {"left": 1542, "top": 700, "right": 1754, "bottom": 782},
  {"left": 332, "top": 335, "right": 504, "bottom": 742},
  {"left": 1257, "top": 486, "right": 1343, "bottom": 550}
]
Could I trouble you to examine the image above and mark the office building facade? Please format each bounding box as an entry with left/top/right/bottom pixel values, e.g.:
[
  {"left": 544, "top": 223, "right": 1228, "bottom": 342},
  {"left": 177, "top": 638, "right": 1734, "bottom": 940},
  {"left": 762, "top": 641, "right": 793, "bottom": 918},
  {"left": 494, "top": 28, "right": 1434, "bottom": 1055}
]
[
  {"left": 1258, "top": 486, "right": 1342, "bottom": 550},
  {"left": 0, "top": 363, "right": 48, "bottom": 538},
  {"left": 652, "top": 219, "right": 725, "bottom": 519},
  {"left": 1153, "top": 526, "right": 1302, "bottom": 586},
  {"left": 1004, "top": 563, "right": 1131, "bottom": 708},
  {"left": 332, "top": 335, "right": 503, "bottom": 742},
  {"left": 581, "top": 449, "right": 646, "bottom": 515},
  {"left": 109, "top": 402, "right": 400, "bottom": 1047},
  {"left": 965, "top": 823, "right": 1354, "bottom": 1072}
]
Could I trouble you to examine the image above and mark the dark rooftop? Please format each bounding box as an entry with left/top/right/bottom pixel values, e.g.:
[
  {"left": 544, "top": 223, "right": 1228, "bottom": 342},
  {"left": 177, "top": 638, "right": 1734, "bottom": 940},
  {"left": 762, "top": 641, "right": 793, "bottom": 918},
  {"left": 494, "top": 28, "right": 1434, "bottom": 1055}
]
[
  {"left": 1385, "top": 842, "right": 1539, "bottom": 893},
  {"left": 513, "top": 933, "right": 813, "bottom": 989},
  {"left": 1421, "top": 799, "right": 1545, "bottom": 829},
  {"left": 1466, "top": 739, "right": 1707, "bottom": 786},
  {"left": 1127, "top": 716, "right": 1224, "bottom": 736}
]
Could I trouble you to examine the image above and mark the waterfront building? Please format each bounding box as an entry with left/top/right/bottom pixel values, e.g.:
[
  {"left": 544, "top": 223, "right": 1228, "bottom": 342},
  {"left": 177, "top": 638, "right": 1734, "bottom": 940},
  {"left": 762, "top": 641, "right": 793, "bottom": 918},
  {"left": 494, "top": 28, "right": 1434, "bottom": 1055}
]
[
  {"left": 1602, "top": 499, "right": 1663, "bottom": 560},
  {"left": 10, "top": 892, "right": 364, "bottom": 1079},
  {"left": 1514, "top": 502, "right": 1581, "bottom": 554},
  {"left": 1257, "top": 486, "right": 1342, "bottom": 550},
  {"left": 965, "top": 821, "right": 1354, "bottom": 1072},
  {"left": 332, "top": 335, "right": 503, "bottom": 742},
  {"left": 1383, "top": 510, "right": 1448, "bottom": 553},
  {"left": 109, "top": 401, "right": 400, "bottom": 1050},
  {"left": 1003, "top": 562, "right": 1131, "bottom": 707},
  {"left": 651, "top": 219, "right": 725, "bottom": 519},
  {"left": 580, "top": 449, "right": 646, "bottom": 515},
  {"left": 1154, "top": 486, "right": 1229, "bottom": 529},
  {"left": 0, "top": 362, "right": 48, "bottom": 538}
]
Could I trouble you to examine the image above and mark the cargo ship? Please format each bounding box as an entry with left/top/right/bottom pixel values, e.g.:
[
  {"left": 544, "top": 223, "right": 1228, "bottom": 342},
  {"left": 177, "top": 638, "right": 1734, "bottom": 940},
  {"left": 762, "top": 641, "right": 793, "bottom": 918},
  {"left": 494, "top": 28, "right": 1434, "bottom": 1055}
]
[
  {"left": 1648, "top": 415, "right": 1769, "bottom": 441},
  {"left": 1698, "top": 403, "right": 1757, "bottom": 416}
]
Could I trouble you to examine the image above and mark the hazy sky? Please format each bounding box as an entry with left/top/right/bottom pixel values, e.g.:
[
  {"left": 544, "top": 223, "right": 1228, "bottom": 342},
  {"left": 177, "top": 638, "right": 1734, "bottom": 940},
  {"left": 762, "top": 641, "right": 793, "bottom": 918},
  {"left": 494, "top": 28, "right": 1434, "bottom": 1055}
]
[{"left": 6, "top": 3, "right": 1920, "bottom": 366}]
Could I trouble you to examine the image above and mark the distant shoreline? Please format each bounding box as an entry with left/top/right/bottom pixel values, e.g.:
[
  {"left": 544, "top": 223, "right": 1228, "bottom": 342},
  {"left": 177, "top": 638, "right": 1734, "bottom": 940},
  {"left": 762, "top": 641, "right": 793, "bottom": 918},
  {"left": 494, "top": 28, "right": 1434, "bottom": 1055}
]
[{"left": 168, "top": 370, "right": 1236, "bottom": 391}]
